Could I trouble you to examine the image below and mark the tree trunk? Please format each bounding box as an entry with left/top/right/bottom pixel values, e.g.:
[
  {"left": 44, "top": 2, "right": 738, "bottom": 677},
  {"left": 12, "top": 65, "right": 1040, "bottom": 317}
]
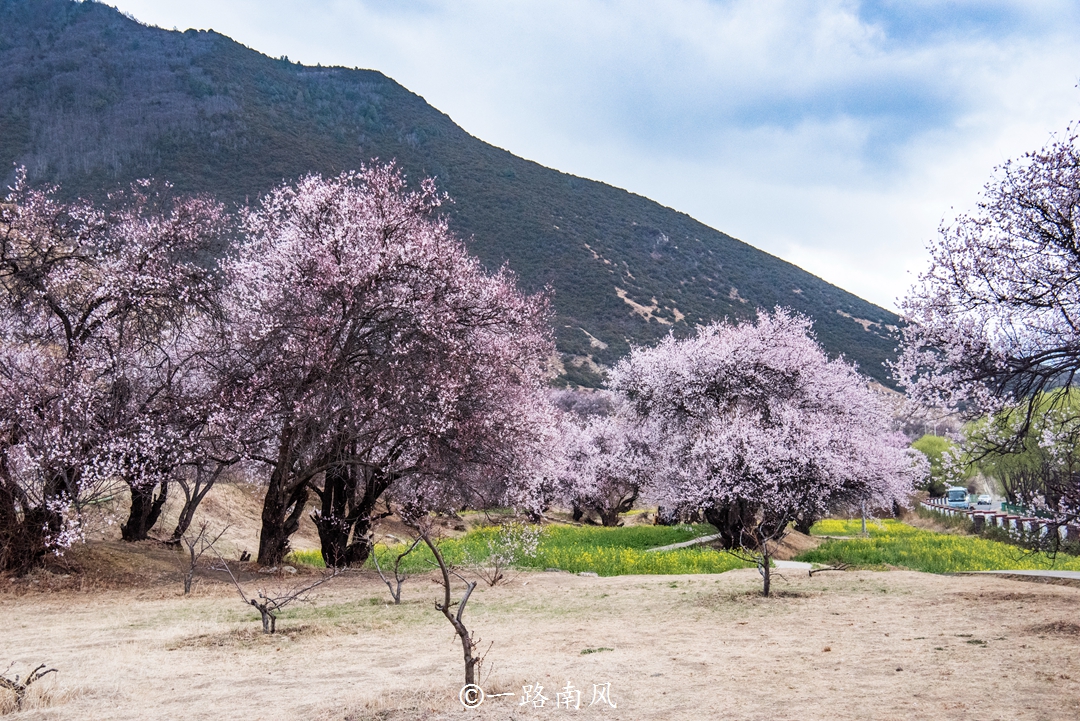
[
  {"left": 0, "top": 502, "right": 50, "bottom": 575},
  {"left": 761, "top": 542, "right": 772, "bottom": 597},
  {"left": 168, "top": 465, "right": 225, "bottom": 544},
  {"left": 598, "top": 508, "right": 620, "bottom": 527},
  {"left": 595, "top": 487, "right": 638, "bottom": 527},
  {"left": 312, "top": 464, "right": 354, "bottom": 567},
  {"left": 793, "top": 511, "right": 818, "bottom": 535},
  {"left": 254, "top": 604, "right": 276, "bottom": 634},
  {"left": 121, "top": 479, "right": 168, "bottom": 541},
  {"left": 170, "top": 494, "right": 199, "bottom": 544},
  {"left": 1, "top": 466, "right": 70, "bottom": 574},
  {"left": 704, "top": 500, "right": 757, "bottom": 549},
  {"left": 0, "top": 451, "right": 74, "bottom": 573},
  {"left": 257, "top": 424, "right": 315, "bottom": 566},
  {"left": 257, "top": 477, "right": 309, "bottom": 566},
  {"left": 311, "top": 463, "right": 388, "bottom": 568},
  {"left": 422, "top": 533, "right": 479, "bottom": 686}
]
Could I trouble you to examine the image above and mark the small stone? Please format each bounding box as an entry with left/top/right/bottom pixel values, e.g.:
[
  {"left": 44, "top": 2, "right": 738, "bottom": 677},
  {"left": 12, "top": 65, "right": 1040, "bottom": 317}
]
[
  {"left": 578, "top": 571, "right": 599, "bottom": 577},
  {"left": 896, "top": 667, "right": 903, "bottom": 672},
  {"left": 823, "top": 646, "right": 831, "bottom": 652}
]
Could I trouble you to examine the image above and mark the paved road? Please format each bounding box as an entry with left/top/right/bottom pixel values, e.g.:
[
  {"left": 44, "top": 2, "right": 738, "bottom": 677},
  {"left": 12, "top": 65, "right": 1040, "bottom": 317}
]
[
  {"left": 960, "top": 569, "right": 1080, "bottom": 588},
  {"left": 645, "top": 533, "right": 722, "bottom": 552},
  {"left": 965, "top": 569, "right": 1080, "bottom": 581}
]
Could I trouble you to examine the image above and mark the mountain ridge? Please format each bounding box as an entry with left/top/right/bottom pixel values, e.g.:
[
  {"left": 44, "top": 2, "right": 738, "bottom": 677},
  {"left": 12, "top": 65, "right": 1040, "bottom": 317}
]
[{"left": 0, "top": 0, "right": 902, "bottom": 386}]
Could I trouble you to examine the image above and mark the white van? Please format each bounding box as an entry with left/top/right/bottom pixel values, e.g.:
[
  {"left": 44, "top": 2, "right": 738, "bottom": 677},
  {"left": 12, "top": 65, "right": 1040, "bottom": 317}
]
[{"left": 945, "top": 486, "right": 970, "bottom": 509}]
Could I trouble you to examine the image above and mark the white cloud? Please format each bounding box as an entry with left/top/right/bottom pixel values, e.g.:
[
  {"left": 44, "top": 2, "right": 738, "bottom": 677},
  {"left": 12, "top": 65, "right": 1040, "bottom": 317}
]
[{"left": 111, "top": 0, "right": 1080, "bottom": 310}]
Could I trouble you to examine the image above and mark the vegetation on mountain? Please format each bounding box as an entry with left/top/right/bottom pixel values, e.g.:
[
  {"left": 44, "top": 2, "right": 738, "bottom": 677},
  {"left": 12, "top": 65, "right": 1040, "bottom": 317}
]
[{"left": 0, "top": 0, "right": 901, "bottom": 385}]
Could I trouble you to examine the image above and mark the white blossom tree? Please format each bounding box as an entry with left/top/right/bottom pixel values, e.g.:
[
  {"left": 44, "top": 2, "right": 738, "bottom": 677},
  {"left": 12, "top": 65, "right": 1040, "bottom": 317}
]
[
  {"left": 558, "top": 408, "right": 651, "bottom": 526},
  {"left": 612, "top": 309, "right": 918, "bottom": 595}
]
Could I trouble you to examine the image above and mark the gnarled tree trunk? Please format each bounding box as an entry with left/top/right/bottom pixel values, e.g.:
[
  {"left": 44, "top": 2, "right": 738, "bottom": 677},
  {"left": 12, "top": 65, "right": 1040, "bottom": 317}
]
[
  {"left": 310, "top": 463, "right": 390, "bottom": 568},
  {"left": 256, "top": 425, "right": 311, "bottom": 566},
  {"left": 121, "top": 479, "right": 168, "bottom": 541},
  {"left": 594, "top": 486, "right": 639, "bottom": 527},
  {"left": 704, "top": 499, "right": 758, "bottom": 549},
  {"left": 257, "top": 476, "right": 309, "bottom": 566}
]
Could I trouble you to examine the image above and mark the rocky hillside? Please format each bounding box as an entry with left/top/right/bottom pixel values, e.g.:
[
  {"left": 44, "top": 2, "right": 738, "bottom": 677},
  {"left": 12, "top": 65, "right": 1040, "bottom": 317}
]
[{"left": 0, "top": 0, "right": 902, "bottom": 386}]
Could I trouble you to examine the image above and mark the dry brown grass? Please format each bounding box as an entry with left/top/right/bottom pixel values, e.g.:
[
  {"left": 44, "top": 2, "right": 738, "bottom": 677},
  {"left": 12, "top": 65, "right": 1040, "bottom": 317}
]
[
  {"left": 2, "top": 562, "right": 1080, "bottom": 720},
  {"left": 4, "top": 492, "right": 1077, "bottom": 719},
  {"left": 0, "top": 667, "right": 86, "bottom": 716}
]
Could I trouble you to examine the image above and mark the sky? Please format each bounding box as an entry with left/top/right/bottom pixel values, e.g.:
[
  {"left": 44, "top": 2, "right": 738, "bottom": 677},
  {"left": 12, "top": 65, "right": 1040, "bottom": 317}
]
[{"left": 109, "top": 0, "right": 1080, "bottom": 312}]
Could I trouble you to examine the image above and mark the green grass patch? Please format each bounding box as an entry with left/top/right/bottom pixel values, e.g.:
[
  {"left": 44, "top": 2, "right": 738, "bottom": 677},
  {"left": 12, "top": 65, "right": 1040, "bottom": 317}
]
[
  {"left": 291, "top": 523, "right": 752, "bottom": 577},
  {"left": 284, "top": 548, "right": 326, "bottom": 568},
  {"left": 800, "top": 519, "right": 1080, "bottom": 573}
]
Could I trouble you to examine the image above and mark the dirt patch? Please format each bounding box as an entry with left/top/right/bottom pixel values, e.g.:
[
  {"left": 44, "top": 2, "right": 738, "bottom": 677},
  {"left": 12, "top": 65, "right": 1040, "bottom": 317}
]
[
  {"left": 166, "top": 624, "right": 322, "bottom": 649},
  {"left": 952, "top": 591, "right": 1057, "bottom": 603},
  {"left": 772, "top": 529, "right": 823, "bottom": 559},
  {"left": 1027, "top": 621, "right": 1080, "bottom": 636},
  {"left": 3, "top": 568, "right": 1080, "bottom": 720}
]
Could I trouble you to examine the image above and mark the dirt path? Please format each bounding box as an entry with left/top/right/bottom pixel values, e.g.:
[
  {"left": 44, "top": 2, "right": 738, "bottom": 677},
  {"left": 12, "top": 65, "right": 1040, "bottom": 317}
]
[{"left": 2, "top": 568, "right": 1078, "bottom": 720}]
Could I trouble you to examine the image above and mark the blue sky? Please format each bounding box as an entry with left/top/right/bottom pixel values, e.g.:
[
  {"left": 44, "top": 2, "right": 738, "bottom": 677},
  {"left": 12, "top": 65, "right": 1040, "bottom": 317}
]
[{"left": 110, "top": 0, "right": 1080, "bottom": 311}]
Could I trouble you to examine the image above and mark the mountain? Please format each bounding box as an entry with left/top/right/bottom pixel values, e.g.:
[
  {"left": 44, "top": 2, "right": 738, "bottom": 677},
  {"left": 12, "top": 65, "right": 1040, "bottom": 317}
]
[{"left": 0, "top": 0, "right": 902, "bottom": 387}]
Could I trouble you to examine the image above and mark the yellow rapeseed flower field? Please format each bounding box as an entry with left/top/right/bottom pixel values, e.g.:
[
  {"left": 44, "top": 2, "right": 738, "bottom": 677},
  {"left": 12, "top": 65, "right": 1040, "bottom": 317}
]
[{"left": 801, "top": 519, "right": 1080, "bottom": 573}]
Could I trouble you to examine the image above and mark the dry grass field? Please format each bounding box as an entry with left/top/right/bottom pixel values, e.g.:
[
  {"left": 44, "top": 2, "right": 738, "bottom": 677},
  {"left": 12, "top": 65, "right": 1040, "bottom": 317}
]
[{"left": 3, "top": 558, "right": 1080, "bottom": 721}]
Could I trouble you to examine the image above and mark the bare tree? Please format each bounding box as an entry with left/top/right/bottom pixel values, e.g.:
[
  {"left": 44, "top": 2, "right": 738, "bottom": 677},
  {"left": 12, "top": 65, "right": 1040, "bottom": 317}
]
[
  {"left": 410, "top": 519, "right": 486, "bottom": 686},
  {"left": 462, "top": 521, "right": 540, "bottom": 587},
  {"left": 0, "top": 663, "right": 56, "bottom": 712},
  {"left": 178, "top": 523, "right": 227, "bottom": 595},
  {"left": 719, "top": 512, "right": 795, "bottom": 598},
  {"left": 371, "top": 536, "right": 421, "bottom": 604},
  {"left": 215, "top": 552, "right": 338, "bottom": 634}
]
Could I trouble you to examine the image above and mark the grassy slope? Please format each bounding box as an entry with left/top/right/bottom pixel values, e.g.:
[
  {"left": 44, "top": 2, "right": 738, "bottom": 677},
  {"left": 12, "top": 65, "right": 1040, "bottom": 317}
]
[{"left": 0, "top": 0, "right": 901, "bottom": 385}]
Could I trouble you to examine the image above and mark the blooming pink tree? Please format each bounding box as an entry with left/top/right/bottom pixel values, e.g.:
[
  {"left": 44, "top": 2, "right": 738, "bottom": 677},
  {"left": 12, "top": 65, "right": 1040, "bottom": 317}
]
[
  {"left": 0, "top": 172, "right": 228, "bottom": 570},
  {"left": 896, "top": 128, "right": 1080, "bottom": 530},
  {"left": 557, "top": 406, "right": 651, "bottom": 526},
  {"left": 222, "top": 166, "right": 554, "bottom": 567},
  {"left": 612, "top": 309, "right": 918, "bottom": 595}
]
